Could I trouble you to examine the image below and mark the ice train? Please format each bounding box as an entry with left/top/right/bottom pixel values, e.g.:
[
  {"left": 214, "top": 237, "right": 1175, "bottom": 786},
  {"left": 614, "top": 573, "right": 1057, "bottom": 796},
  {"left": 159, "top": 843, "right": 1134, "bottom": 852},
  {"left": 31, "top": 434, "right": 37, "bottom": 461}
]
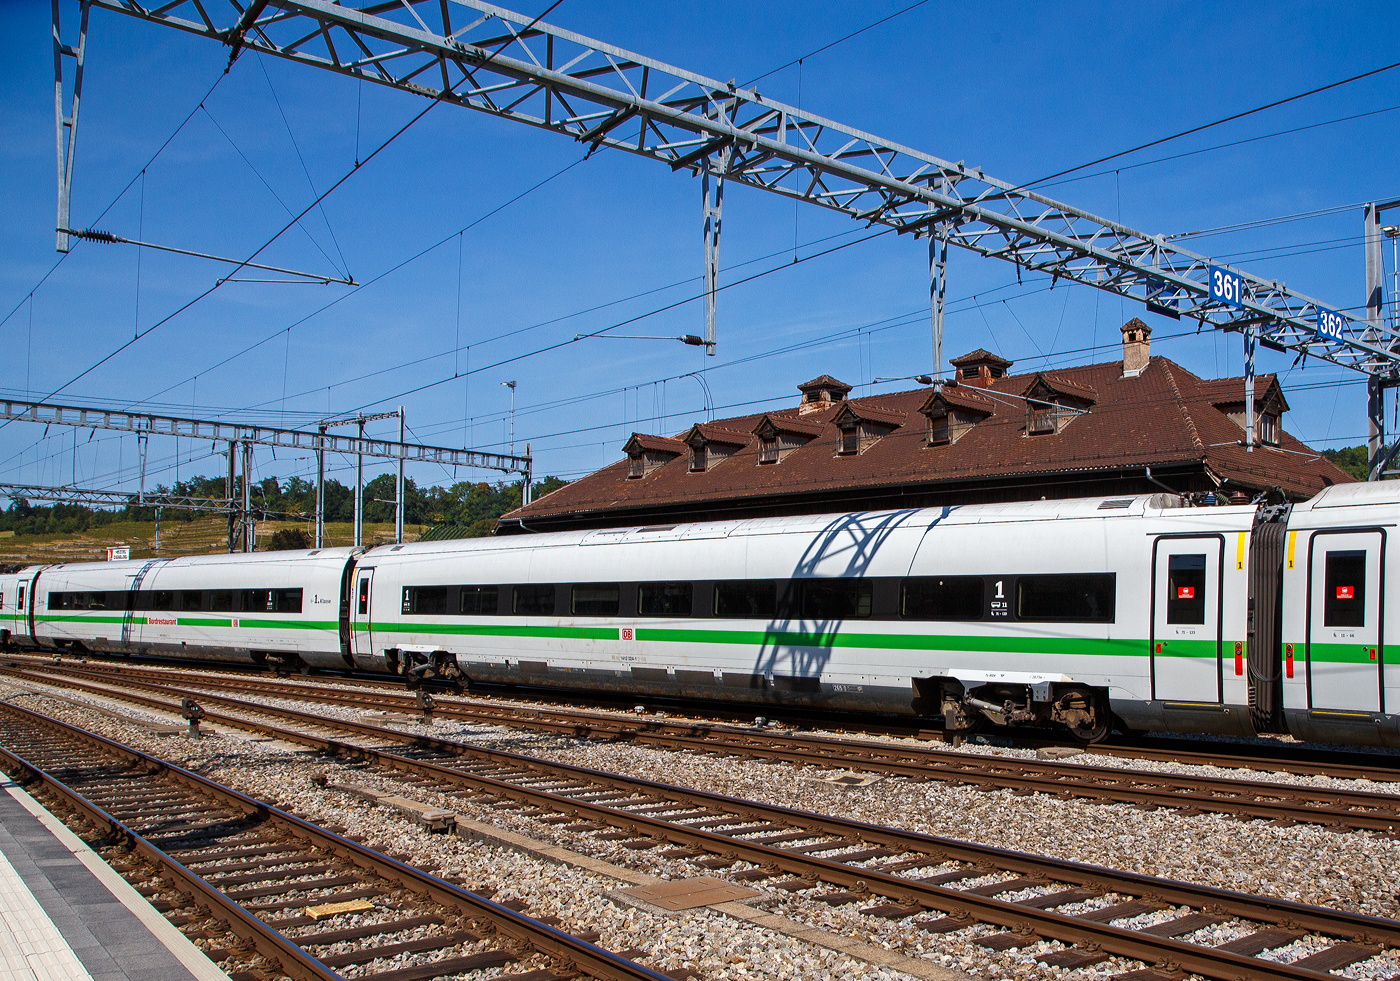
[{"left": 2, "top": 481, "right": 1397, "bottom": 746}]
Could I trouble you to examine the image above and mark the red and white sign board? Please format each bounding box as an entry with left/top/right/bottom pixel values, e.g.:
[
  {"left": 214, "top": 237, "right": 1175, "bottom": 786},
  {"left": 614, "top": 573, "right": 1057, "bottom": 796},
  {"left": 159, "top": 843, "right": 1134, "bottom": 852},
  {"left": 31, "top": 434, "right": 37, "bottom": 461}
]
[
  {"left": 106, "top": 546, "right": 130, "bottom": 561},
  {"left": 1177, "top": 586, "right": 1195, "bottom": 599},
  {"left": 1337, "top": 585, "right": 1355, "bottom": 600}
]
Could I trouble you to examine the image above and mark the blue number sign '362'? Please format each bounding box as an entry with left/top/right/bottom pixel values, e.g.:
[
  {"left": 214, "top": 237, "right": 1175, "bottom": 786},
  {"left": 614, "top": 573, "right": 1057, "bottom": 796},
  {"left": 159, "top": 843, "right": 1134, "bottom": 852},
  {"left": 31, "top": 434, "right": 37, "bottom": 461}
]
[
  {"left": 1317, "top": 307, "right": 1347, "bottom": 343},
  {"left": 1209, "top": 266, "right": 1245, "bottom": 308}
]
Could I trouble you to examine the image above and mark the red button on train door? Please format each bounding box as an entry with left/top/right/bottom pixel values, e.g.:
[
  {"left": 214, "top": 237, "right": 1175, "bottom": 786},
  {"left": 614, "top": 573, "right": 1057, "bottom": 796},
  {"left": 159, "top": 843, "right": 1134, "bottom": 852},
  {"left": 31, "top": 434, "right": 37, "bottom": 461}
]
[{"left": 1234, "top": 641, "right": 1244, "bottom": 676}]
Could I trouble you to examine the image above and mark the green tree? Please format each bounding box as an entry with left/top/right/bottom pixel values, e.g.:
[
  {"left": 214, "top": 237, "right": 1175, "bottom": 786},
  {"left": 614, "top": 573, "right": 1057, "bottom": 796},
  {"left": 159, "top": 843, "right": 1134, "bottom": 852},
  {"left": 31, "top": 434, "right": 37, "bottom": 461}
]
[{"left": 1322, "top": 446, "right": 1368, "bottom": 481}]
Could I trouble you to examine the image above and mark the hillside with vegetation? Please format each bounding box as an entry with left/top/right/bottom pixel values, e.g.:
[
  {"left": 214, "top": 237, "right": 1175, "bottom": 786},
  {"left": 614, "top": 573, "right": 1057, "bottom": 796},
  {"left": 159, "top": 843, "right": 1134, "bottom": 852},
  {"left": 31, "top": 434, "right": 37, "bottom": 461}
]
[{"left": 0, "top": 472, "right": 567, "bottom": 564}]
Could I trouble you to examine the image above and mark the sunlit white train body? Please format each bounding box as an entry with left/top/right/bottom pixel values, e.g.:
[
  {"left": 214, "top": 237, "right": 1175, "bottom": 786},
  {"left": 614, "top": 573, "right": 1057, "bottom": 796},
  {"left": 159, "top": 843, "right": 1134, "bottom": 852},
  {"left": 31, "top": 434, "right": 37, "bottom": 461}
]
[{"left": 1, "top": 481, "right": 1397, "bottom": 746}]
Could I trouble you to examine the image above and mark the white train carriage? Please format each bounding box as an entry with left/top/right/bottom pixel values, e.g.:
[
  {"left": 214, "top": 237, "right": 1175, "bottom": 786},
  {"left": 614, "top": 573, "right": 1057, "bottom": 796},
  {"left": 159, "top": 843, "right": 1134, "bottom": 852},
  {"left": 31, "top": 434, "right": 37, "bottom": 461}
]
[
  {"left": 26, "top": 549, "right": 356, "bottom": 672},
  {"left": 1279, "top": 482, "right": 1400, "bottom": 747},
  {"left": 0, "top": 567, "right": 42, "bottom": 649},
  {"left": 4, "top": 482, "right": 1399, "bottom": 747},
  {"left": 353, "top": 493, "right": 1263, "bottom": 741}
]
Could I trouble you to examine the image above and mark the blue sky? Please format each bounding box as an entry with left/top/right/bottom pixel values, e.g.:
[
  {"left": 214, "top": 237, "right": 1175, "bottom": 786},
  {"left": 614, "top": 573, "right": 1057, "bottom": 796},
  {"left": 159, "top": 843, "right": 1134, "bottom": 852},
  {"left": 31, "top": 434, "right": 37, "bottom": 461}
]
[{"left": 2, "top": 0, "right": 1398, "bottom": 498}]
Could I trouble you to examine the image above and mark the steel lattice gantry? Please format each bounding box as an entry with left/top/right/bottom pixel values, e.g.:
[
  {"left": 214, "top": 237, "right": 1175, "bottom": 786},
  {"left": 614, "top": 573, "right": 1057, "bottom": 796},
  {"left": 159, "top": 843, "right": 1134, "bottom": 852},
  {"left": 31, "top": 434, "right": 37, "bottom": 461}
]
[
  {"left": 0, "top": 399, "right": 528, "bottom": 473},
  {"left": 56, "top": 0, "right": 1400, "bottom": 380}
]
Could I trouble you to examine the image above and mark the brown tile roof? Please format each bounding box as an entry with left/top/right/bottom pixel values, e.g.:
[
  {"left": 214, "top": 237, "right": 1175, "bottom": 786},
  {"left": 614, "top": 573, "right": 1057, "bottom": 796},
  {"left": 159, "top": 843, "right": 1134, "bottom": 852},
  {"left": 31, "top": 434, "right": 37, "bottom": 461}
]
[
  {"left": 1030, "top": 372, "right": 1098, "bottom": 404},
  {"left": 832, "top": 401, "right": 907, "bottom": 428},
  {"left": 922, "top": 384, "right": 995, "bottom": 416},
  {"left": 797, "top": 374, "right": 853, "bottom": 395},
  {"left": 508, "top": 354, "right": 1353, "bottom": 524},
  {"left": 1197, "top": 375, "right": 1290, "bottom": 413},
  {"left": 684, "top": 422, "right": 750, "bottom": 446},
  {"left": 623, "top": 433, "right": 685, "bottom": 455},
  {"left": 752, "top": 413, "right": 825, "bottom": 438},
  {"left": 949, "top": 348, "right": 1012, "bottom": 368}
]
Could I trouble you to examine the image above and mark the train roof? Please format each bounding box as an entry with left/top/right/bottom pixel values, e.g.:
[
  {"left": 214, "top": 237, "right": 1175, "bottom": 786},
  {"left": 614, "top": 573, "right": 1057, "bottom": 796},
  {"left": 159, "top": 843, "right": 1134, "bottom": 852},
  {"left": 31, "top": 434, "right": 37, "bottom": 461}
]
[
  {"left": 1294, "top": 480, "right": 1400, "bottom": 511},
  {"left": 360, "top": 493, "right": 1189, "bottom": 561}
]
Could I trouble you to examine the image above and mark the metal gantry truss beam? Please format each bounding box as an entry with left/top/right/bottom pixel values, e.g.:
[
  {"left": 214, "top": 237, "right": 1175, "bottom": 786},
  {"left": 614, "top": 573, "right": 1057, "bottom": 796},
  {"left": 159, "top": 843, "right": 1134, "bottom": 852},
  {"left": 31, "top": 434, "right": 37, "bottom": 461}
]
[
  {"left": 0, "top": 398, "right": 530, "bottom": 474},
  {"left": 70, "top": 0, "right": 1400, "bottom": 378},
  {"left": 0, "top": 481, "right": 233, "bottom": 512}
]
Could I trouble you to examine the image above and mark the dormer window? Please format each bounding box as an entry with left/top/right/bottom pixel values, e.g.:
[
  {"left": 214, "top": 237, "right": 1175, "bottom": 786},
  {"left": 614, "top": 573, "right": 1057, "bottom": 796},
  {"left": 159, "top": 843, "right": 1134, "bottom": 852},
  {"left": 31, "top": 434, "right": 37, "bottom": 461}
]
[
  {"left": 920, "top": 385, "right": 993, "bottom": 446},
  {"left": 622, "top": 433, "right": 684, "bottom": 478},
  {"left": 1259, "top": 412, "right": 1279, "bottom": 446},
  {"left": 1021, "top": 373, "right": 1095, "bottom": 438},
  {"left": 831, "top": 402, "right": 903, "bottom": 456},
  {"left": 1029, "top": 403, "right": 1055, "bottom": 435},
  {"left": 948, "top": 349, "right": 1013, "bottom": 388},
  {"left": 838, "top": 424, "right": 859, "bottom": 455},
  {"left": 797, "top": 374, "right": 853, "bottom": 406},
  {"left": 681, "top": 423, "right": 748, "bottom": 473},
  {"left": 750, "top": 413, "right": 822, "bottom": 465}
]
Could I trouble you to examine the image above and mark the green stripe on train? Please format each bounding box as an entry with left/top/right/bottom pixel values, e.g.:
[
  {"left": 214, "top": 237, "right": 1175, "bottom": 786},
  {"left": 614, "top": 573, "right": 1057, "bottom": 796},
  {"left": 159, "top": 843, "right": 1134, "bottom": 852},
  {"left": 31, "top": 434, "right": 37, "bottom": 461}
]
[
  {"left": 1305, "top": 642, "right": 1384, "bottom": 664},
  {"left": 377, "top": 622, "right": 1241, "bottom": 658},
  {"left": 371, "top": 621, "right": 619, "bottom": 641},
  {"left": 35, "top": 614, "right": 338, "bottom": 631}
]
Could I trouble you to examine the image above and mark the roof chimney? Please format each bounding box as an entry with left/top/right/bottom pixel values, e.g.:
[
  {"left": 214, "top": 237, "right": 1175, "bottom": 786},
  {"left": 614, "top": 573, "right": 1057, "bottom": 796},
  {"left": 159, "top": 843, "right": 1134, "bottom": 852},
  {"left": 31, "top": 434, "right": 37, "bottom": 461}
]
[{"left": 1121, "top": 318, "right": 1152, "bottom": 378}]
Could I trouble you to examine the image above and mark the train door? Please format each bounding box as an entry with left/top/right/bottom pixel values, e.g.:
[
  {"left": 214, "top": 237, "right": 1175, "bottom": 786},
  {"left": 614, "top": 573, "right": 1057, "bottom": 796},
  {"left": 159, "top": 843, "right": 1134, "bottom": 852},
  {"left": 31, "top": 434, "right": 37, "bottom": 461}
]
[
  {"left": 351, "top": 567, "right": 375, "bottom": 658},
  {"left": 1306, "top": 531, "right": 1383, "bottom": 713},
  {"left": 1151, "top": 537, "right": 1223, "bottom": 702},
  {"left": 17, "top": 582, "right": 28, "bottom": 642}
]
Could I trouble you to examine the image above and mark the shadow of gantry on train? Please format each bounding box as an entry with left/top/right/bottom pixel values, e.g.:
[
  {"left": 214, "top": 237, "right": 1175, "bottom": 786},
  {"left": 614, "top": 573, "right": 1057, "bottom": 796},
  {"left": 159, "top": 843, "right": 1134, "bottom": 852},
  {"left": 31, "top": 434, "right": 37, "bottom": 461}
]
[{"left": 747, "top": 505, "right": 958, "bottom": 693}]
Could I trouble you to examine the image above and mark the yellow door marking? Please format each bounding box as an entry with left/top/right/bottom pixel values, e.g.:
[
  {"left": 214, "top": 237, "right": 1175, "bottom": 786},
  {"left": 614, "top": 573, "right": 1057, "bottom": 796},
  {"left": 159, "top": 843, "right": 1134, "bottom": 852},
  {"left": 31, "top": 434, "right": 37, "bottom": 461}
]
[
  {"left": 1287, "top": 530, "right": 1297, "bottom": 569},
  {"left": 1237, "top": 532, "right": 1246, "bottom": 571}
]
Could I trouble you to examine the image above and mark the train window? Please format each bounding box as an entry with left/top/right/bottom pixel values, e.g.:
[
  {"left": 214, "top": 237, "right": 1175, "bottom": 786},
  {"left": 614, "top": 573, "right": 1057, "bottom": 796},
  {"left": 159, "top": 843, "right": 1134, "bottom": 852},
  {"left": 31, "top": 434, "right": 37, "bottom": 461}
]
[
  {"left": 87, "top": 592, "right": 108, "bottom": 611},
  {"left": 714, "top": 580, "right": 777, "bottom": 618},
  {"left": 572, "top": 583, "right": 620, "bottom": 616},
  {"left": 513, "top": 584, "right": 555, "bottom": 615},
  {"left": 638, "top": 582, "right": 693, "bottom": 617},
  {"left": 459, "top": 585, "right": 498, "bottom": 615},
  {"left": 152, "top": 591, "right": 175, "bottom": 611},
  {"left": 271, "top": 589, "right": 303, "bottom": 614},
  {"left": 180, "top": 590, "right": 203, "bottom": 612},
  {"left": 239, "top": 589, "right": 270, "bottom": 613},
  {"left": 403, "top": 586, "right": 449, "bottom": 615},
  {"left": 1324, "top": 551, "right": 1366, "bottom": 627},
  {"left": 1016, "top": 574, "right": 1115, "bottom": 623},
  {"left": 901, "top": 576, "right": 983, "bottom": 620},
  {"left": 210, "top": 590, "right": 233, "bottom": 612},
  {"left": 47, "top": 592, "right": 62, "bottom": 611},
  {"left": 18, "top": 586, "right": 24, "bottom": 611},
  {"left": 801, "top": 579, "right": 872, "bottom": 620},
  {"left": 1166, "top": 555, "right": 1206, "bottom": 625},
  {"left": 358, "top": 578, "right": 370, "bottom": 616}
]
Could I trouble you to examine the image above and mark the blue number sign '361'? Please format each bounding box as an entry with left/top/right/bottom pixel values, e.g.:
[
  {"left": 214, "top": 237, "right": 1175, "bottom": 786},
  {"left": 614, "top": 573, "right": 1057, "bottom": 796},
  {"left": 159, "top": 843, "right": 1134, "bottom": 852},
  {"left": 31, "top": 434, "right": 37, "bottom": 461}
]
[
  {"left": 1209, "top": 265, "right": 1245, "bottom": 308},
  {"left": 1317, "top": 307, "right": 1347, "bottom": 343}
]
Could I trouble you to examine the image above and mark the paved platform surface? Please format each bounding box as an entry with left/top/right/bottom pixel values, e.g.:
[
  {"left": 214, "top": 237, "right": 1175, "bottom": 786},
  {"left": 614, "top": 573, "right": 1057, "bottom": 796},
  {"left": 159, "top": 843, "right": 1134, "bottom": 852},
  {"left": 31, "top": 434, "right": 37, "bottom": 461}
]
[{"left": 0, "top": 775, "right": 230, "bottom": 981}]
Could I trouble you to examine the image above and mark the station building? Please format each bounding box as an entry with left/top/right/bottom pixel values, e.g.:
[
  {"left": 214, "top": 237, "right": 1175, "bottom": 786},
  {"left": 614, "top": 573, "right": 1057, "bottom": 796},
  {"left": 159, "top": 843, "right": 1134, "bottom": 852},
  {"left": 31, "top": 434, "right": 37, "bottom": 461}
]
[{"left": 498, "top": 319, "right": 1353, "bottom": 534}]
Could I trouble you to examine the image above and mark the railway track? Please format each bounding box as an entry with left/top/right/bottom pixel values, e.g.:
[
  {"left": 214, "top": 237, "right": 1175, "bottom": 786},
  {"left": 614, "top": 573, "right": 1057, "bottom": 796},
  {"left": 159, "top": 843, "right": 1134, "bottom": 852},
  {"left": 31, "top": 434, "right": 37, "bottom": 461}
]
[
  {"left": 24, "top": 654, "right": 1400, "bottom": 782},
  {"left": 15, "top": 660, "right": 1400, "bottom": 834},
  {"left": 0, "top": 699, "right": 675, "bottom": 981},
  {"left": 8, "top": 665, "right": 1400, "bottom": 981}
]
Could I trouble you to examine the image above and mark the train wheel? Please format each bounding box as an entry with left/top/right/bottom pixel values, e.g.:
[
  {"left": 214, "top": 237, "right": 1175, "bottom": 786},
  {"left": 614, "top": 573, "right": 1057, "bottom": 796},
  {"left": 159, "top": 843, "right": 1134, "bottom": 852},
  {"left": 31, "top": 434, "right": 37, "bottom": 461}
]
[{"left": 1055, "top": 689, "right": 1108, "bottom": 743}]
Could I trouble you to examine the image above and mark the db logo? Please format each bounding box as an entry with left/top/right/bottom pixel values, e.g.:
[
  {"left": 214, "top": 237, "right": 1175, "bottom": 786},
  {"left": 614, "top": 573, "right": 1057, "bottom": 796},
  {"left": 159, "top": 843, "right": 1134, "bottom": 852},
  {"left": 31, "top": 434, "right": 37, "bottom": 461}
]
[{"left": 621, "top": 628, "right": 635, "bottom": 641}]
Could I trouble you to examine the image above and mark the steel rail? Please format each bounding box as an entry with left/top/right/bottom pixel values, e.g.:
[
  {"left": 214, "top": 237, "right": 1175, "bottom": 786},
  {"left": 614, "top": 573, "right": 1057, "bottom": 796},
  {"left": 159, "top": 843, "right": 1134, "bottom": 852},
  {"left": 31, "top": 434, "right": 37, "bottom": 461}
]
[
  {"left": 35, "top": 656, "right": 1400, "bottom": 783},
  {"left": 14, "top": 666, "right": 1400, "bottom": 981},
  {"left": 0, "top": 698, "right": 674, "bottom": 981},
  {"left": 27, "top": 662, "right": 1400, "bottom": 832}
]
